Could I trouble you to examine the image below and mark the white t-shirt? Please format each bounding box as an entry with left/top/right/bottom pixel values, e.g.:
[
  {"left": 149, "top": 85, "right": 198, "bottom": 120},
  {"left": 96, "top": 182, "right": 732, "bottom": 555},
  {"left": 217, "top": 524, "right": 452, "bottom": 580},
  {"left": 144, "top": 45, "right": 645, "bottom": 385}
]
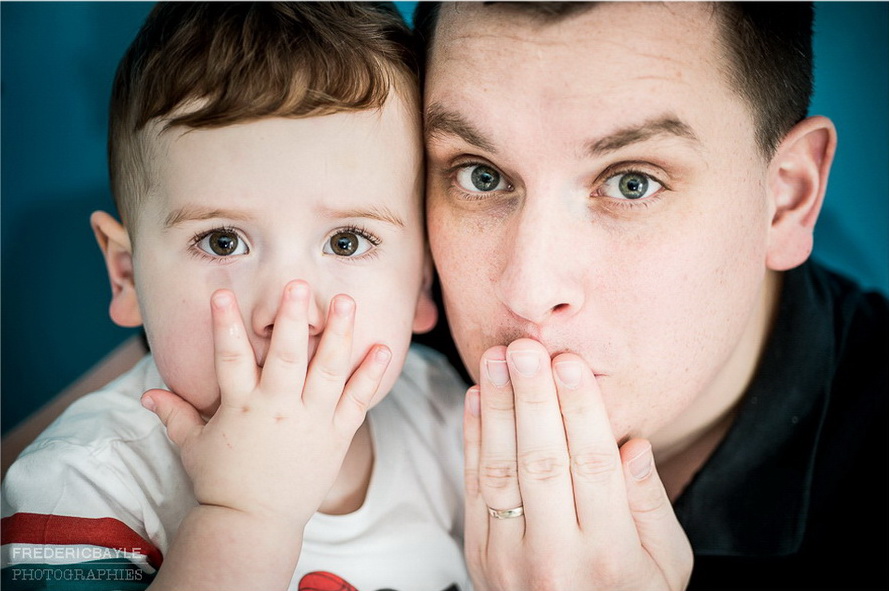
[{"left": 1, "top": 344, "right": 470, "bottom": 591}]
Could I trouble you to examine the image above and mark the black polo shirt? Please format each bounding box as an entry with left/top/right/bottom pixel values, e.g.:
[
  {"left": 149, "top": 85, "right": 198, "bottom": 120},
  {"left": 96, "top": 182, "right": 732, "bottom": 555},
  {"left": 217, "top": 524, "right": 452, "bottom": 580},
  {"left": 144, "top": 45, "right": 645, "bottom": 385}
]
[{"left": 676, "top": 261, "right": 889, "bottom": 590}]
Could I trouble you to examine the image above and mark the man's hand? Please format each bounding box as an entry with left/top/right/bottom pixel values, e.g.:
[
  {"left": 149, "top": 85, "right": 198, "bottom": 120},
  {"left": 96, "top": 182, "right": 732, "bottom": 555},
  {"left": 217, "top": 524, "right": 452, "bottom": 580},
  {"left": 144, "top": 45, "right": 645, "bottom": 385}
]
[{"left": 463, "top": 338, "right": 693, "bottom": 591}]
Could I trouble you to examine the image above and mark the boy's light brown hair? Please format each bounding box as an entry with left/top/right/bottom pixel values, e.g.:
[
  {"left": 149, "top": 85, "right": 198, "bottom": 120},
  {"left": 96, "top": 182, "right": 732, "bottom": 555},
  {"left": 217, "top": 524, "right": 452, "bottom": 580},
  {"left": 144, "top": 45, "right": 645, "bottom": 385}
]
[{"left": 109, "top": 2, "right": 418, "bottom": 236}]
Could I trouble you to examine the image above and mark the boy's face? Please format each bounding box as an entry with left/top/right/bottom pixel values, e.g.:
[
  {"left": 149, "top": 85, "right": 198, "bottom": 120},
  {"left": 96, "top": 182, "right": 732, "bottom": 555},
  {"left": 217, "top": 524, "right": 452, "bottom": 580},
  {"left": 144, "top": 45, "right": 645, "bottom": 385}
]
[
  {"left": 120, "top": 96, "right": 433, "bottom": 413},
  {"left": 424, "top": 3, "right": 784, "bottom": 447}
]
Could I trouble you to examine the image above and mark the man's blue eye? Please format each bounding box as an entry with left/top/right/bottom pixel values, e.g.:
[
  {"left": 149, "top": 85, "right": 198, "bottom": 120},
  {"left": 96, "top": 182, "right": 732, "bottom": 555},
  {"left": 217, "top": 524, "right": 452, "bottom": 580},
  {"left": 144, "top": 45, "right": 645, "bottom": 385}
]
[
  {"left": 456, "top": 164, "right": 508, "bottom": 193},
  {"left": 619, "top": 173, "right": 648, "bottom": 199},
  {"left": 601, "top": 171, "right": 663, "bottom": 201},
  {"left": 471, "top": 166, "right": 501, "bottom": 191}
]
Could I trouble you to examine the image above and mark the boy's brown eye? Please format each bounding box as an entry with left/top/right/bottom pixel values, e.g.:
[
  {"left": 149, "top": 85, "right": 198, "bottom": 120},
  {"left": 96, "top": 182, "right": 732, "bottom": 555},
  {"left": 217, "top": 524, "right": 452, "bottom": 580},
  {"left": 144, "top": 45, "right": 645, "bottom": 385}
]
[
  {"left": 195, "top": 229, "right": 248, "bottom": 257},
  {"left": 209, "top": 231, "right": 239, "bottom": 255},
  {"left": 329, "top": 232, "right": 359, "bottom": 256}
]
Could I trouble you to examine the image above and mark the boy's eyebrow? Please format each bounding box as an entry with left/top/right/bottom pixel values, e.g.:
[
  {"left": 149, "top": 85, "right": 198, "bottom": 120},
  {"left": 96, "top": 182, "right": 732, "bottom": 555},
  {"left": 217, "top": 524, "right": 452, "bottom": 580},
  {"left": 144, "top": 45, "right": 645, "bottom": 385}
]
[
  {"left": 317, "top": 205, "right": 406, "bottom": 228},
  {"left": 165, "top": 206, "right": 253, "bottom": 228}
]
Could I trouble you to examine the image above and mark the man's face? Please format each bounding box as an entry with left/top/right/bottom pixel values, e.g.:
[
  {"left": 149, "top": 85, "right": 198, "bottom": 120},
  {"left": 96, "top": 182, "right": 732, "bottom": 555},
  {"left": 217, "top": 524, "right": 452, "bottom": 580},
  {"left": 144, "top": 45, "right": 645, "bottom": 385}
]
[
  {"left": 130, "top": 96, "right": 433, "bottom": 414},
  {"left": 425, "top": 3, "right": 777, "bottom": 448}
]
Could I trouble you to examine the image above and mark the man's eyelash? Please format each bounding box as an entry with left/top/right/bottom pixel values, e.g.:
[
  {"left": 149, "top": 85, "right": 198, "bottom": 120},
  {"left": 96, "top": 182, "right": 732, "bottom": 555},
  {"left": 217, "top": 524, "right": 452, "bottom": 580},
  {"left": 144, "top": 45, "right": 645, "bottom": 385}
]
[{"left": 598, "top": 163, "right": 670, "bottom": 191}]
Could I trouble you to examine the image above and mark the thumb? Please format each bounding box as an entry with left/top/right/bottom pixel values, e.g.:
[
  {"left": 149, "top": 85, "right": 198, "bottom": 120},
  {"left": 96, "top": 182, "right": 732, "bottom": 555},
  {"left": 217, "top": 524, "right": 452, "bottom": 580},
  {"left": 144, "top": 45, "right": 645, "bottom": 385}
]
[
  {"left": 620, "top": 438, "right": 694, "bottom": 590},
  {"left": 141, "top": 388, "right": 205, "bottom": 448}
]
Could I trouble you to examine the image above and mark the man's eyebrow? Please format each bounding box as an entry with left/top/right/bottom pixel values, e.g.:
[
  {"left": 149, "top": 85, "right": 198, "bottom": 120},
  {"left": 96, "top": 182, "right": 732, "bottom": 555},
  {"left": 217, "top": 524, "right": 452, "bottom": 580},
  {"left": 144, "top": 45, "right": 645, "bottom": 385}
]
[
  {"left": 165, "top": 206, "right": 253, "bottom": 228},
  {"left": 424, "top": 103, "right": 497, "bottom": 153},
  {"left": 586, "top": 116, "right": 700, "bottom": 155},
  {"left": 317, "top": 205, "right": 406, "bottom": 229}
]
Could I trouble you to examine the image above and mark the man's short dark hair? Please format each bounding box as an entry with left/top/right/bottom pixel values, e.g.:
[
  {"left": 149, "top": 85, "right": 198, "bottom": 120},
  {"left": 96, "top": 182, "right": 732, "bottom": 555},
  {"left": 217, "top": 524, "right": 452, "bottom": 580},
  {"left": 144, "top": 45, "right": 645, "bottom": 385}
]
[{"left": 413, "top": 1, "right": 814, "bottom": 158}]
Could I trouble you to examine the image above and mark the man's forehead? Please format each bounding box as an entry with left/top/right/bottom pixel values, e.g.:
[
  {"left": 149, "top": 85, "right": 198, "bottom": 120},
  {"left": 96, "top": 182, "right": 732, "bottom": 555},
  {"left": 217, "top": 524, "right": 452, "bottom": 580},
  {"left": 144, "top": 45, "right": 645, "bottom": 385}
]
[
  {"left": 431, "top": 2, "right": 719, "bottom": 56},
  {"left": 425, "top": 2, "right": 732, "bottom": 128}
]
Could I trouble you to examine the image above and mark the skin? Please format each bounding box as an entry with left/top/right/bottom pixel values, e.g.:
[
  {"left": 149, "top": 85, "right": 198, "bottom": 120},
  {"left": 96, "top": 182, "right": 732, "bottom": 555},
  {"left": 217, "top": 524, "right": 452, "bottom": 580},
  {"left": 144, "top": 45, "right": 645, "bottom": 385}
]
[
  {"left": 91, "top": 93, "right": 438, "bottom": 589},
  {"left": 424, "top": 2, "right": 835, "bottom": 588}
]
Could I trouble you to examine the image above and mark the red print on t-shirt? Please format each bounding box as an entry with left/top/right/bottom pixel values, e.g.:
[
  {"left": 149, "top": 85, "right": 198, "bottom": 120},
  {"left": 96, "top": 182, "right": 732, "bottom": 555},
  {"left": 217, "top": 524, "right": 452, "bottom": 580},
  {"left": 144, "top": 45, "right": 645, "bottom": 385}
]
[
  {"left": 299, "top": 570, "right": 460, "bottom": 591},
  {"left": 298, "top": 572, "right": 358, "bottom": 591}
]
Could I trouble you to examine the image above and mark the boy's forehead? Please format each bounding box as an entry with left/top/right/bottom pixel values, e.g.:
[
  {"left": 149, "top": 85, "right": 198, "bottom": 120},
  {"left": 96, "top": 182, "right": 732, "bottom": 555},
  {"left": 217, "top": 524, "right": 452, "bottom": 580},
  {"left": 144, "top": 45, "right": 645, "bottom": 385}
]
[{"left": 140, "top": 101, "right": 423, "bottom": 226}]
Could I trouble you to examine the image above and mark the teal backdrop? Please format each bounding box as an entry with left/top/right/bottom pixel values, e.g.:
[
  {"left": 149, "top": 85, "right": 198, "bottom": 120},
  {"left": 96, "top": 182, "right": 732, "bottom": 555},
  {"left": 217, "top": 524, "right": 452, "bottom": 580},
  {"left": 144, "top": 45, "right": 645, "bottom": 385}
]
[{"left": 2, "top": 2, "right": 887, "bottom": 433}]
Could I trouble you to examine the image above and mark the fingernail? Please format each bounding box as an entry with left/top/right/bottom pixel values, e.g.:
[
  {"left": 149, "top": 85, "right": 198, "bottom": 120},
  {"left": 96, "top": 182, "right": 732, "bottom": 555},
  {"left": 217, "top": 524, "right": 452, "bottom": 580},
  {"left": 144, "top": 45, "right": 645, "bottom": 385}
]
[
  {"left": 484, "top": 359, "right": 510, "bottom": 387},
  {"left": 467, "top": 387, "right": 480, "bottom": 417},
  {"left": 333, "top": 296, "right": 354, "bottom": 317},
  {"left": 508, "top": 350, "right": 540, "bottom": 377},
  {"left": 141, "top": 395, "right": 156, "bottom": 412},
  {"left": 554, "top": 361, "right": 583, "bottom": 389},
  {"left": 374, "top": 346, "right": 391, "bottom": 365},
  {"left": 212, "top": 291, "right": 233, "bottom": 310},
  {"left": 287, "top": 282, "right": 309, "bottom": 301},
  {"left": 629, "top": 445, "right": 653, "bottom": 481}
]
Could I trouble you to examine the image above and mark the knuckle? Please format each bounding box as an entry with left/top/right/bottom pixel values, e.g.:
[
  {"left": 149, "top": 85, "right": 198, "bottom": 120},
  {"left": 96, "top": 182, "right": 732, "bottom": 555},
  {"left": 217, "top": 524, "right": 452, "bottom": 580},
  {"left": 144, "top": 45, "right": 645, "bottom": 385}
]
[
  {"left": 273, "top": 348, "right": 306, "bottom": 368},
  {"left": 313, "top": 360, "right": 345, "bottom": 382},
  {"left": 632, "top": 484, "right": 671, "bottom": 519},
  {"left": 480, "top": 458, "right": 518, "bottom": 489},
  {"left": 216, "top": 349, "right": 243, "bottom": 366},
  {"left": 464, "top": 468, "right": 481, "bottom": 497},
  {"left": 571, "top": 449, "right": 618, "bottom": 482},
  {"left": 484, "top": 396, "right": 515, "bottom": 413},
  {"left": 519, "top": 448, "right": 569, "bottom": 482},
  {"left": 343, "top": 388, "right": 371, "bottom": 415}
]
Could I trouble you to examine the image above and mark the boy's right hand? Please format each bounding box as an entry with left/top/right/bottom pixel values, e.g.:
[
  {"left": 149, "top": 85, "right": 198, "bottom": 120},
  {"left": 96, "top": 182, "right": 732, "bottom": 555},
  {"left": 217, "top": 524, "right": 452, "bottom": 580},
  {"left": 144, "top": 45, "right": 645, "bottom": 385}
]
[{"left": 141, "top": 280, "right": 391, "bottom": 530}]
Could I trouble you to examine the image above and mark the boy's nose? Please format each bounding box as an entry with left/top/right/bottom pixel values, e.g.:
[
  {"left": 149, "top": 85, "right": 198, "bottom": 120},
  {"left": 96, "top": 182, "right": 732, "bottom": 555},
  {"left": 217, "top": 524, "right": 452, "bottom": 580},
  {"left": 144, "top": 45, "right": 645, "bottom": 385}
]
[{"left": 251, "top": 279, "right": 325, "bottom": 343}]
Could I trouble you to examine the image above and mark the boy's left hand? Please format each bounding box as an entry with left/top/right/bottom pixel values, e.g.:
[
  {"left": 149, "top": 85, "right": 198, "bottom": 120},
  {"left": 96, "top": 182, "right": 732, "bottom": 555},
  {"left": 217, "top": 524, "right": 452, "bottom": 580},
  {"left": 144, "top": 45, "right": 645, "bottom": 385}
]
[{"left": 141, "top": 280, "right": 391, "bottom": 529}]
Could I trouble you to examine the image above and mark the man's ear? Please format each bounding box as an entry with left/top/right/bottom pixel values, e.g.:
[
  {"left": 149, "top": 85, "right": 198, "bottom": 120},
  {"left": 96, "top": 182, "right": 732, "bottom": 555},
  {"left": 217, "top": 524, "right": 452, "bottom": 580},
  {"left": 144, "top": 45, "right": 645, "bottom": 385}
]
[
  {"left": 412, "top": 250, "right": 439, "bottom": 334},
  {"left": 766, "top": 115, "right": 837, "bottom": 271},
  {"left": 90, "top": 211, "right": 142, "bottom": 327}
]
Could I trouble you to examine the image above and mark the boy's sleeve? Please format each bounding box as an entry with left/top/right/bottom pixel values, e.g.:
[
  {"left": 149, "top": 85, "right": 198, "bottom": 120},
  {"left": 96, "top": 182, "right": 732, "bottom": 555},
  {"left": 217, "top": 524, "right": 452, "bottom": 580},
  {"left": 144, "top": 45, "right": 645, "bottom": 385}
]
[{"left": 1, "top": 440, "right": 160, "bottom": 590}]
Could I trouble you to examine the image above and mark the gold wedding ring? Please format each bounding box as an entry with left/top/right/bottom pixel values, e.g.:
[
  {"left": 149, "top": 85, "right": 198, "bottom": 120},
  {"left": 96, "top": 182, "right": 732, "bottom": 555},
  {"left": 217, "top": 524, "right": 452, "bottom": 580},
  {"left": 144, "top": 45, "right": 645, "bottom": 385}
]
[{"left": 487, "top": 505, "right": 525, "bottom": 519}]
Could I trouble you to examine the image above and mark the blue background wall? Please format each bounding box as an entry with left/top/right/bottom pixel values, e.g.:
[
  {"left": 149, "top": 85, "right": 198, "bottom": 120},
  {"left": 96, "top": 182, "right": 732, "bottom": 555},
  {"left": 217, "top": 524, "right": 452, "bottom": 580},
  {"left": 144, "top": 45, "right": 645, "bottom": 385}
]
[{"left": 2, "top": 2, "right": 887, "bottom": 433}]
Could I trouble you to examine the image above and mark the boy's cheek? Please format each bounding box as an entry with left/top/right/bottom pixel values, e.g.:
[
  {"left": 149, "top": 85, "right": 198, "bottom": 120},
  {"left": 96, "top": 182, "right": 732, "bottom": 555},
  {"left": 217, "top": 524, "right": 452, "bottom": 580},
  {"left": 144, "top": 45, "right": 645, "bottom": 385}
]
[{"left": 143, "top": 310, "right": 221, "bottom": 413}]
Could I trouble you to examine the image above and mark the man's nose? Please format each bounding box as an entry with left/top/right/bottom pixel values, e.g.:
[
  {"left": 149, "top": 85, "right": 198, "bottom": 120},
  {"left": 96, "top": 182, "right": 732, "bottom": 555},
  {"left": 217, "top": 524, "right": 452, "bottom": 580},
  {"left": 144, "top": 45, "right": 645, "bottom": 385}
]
[{"left": 494, "top": 196, "right": 587, "bottom": 327}]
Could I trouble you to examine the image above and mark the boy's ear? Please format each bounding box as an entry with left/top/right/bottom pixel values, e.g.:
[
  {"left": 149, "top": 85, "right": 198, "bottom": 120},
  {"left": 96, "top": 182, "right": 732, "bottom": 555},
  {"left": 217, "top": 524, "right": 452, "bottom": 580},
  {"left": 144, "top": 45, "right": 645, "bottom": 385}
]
[
  {"left": 90, "top": 211, "right": 143, "bottom": 328},
  {"left": 412, "top": 251, "right": 439, "bottom": 334},
  {"left": 765, "top": 115, "right": 837, "bottom": 271}
]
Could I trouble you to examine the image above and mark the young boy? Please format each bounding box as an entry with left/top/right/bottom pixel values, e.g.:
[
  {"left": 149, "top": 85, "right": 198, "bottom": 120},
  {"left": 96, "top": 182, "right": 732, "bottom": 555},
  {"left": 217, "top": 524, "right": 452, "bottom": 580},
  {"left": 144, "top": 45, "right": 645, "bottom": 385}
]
[{"left": 1, "top": 3, "right": 469, "bottom": 590}]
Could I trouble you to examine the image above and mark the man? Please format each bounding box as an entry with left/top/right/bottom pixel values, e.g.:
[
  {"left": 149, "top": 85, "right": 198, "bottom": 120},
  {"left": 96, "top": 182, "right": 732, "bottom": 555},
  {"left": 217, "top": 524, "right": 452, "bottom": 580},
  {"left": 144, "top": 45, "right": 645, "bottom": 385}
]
[{"left": 416, "top": 2, "right": 888, "bottom": 590}]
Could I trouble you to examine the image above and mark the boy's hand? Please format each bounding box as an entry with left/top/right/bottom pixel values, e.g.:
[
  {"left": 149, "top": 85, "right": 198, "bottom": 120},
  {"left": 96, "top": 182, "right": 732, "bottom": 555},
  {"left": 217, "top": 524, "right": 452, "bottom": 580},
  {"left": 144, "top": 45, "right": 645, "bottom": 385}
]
[
  {"left": 142, "top": 280, "right": 391, "bottom": 529},
  {"left": 463, "top": 339, "right": 693, "bottom": 591}
]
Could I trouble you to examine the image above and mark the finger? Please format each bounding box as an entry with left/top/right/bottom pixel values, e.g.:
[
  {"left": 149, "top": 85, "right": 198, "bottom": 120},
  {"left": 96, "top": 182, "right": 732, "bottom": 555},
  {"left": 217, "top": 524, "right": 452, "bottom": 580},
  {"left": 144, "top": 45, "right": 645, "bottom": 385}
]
[
  {"left": 333, "top": 344, "right": 391, "bottom": 433},
  {"left": 260, "top": 280, "right": 311, "bottom": 396},
  {"left": 462, "top": 386, "right": 490, "bottom": 573},
  {"left": 507, "top": 340, "right": 576, "bottom": 539},
  {"left": 142, "top": 389, "right": 204, "bottom": 449},
  {"left": 621, "top": 438, "right": 694, "bottom": 590},
  {"left": 212, "top": 290, "right": 259, "bottom": 404},
  {"left": 553, "top": 352, "right": 637, "bottom": 541},
  {"left": 303, "top": 294, "right": 355, "bottom": 409},
  {"left": 478, "top": 346, "right": 524, "bottom": 539}
]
